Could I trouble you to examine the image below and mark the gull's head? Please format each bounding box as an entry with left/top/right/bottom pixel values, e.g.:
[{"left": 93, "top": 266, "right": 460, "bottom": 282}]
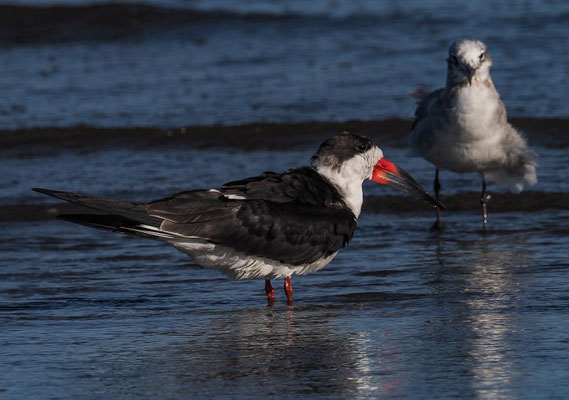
[
  {"left": 311, "top": 132, "right": 444, "bottom": 216},
  {"left": 447, "top": 38, "right": 492, "bottom": 86}
]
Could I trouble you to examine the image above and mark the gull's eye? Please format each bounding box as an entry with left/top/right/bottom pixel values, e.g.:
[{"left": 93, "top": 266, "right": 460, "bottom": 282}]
[{"left": 479, "top": 52, "right": 485, "bottom": 62}]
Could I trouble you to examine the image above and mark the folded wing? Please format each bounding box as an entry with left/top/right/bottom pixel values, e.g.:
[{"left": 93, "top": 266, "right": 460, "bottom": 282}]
[{"left": 34, "top": 167, "right": 357, "bottom": 266}]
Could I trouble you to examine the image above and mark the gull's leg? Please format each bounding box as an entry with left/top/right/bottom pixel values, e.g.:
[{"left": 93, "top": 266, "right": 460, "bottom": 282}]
[
  {"left": 430, "top": 169, "right": 443, "bottom": 231},
  {"left": 265, "top": 277, "right": 275, "bottom": 306},
  {"left": 284, "top": 276, "right": 293, "bottom": 305},
  {"left": 480, "top": 175, "right": 491, "bottom": 232}
]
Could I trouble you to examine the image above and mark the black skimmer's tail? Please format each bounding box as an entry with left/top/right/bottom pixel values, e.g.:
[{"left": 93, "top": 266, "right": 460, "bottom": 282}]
[{"left": 34, "top": 132, "right": 443, "bottom": 305}]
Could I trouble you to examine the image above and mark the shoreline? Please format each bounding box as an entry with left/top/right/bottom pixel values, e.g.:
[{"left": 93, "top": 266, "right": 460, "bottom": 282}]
[
  {"left": 3, "top": 191, "right": 568, "bottom": 223},
  {"left": 2, "top": 117, "right": 567, "bottom": 150}
]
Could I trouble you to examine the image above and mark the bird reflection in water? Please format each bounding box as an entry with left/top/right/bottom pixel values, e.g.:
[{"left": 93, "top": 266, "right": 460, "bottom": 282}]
[
  {"left": 159, "top": 306, "right": 367, "bottom": 396},
  {"left": 426, "top": 235, "right": 533, "bottom": 398}
]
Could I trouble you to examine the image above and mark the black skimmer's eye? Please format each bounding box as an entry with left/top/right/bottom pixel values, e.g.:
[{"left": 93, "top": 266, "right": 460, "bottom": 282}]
[{"left": 356, "top": 139, "right": 372, "bottom": 154}]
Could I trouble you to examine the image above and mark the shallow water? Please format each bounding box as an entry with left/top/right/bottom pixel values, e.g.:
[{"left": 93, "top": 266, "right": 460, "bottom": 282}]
[
  {"left": 2, "top": 209, "right": 569, "bottom": 399},
  {"left": 2, "top": 139, "right": 569, "bottom": 399}
]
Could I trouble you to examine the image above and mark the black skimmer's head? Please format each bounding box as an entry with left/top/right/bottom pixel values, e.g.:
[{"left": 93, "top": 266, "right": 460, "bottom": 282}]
[
  {"left": 32, "top": 131, "right": 443, "bottom": 306},
  {"left": 311, "top": 132, "right": 444, "bottom": 216},
  {"left": 447, "top": 38, "right": 492, "bottom": 86}
]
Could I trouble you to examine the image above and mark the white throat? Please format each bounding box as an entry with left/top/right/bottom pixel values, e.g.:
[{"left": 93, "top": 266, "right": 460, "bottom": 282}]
[
  {"left": 316, "top": 164, "right": 365, "bottom": 218},
  {"left": 313, "top": 147, "right": 383, "bottom": 218}
]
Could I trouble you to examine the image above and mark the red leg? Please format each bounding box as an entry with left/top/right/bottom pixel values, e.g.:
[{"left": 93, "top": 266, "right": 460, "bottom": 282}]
[
  {"left": 284, "top": 276, "right": 293, "bottom": 305},
  {"left": 265, "top": 277, "right": 275, "bottom": 306}
]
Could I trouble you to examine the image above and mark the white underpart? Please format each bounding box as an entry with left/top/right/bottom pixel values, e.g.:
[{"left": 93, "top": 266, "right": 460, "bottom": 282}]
[
  {"left": 314, "top": 146, "right": 383, "bottom": 218},
  {"left": 170, "top": 239, "right": 338, "bottom": 280},
  {"left": 421, "top": 83, "right": 504, "bottom": 172}
]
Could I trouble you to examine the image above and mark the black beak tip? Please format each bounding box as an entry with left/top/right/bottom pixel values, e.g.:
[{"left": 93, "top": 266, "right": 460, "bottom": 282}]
[
  {"left": 426, "top": 194, "right": 445, "bottom": 210},
  {"left": 435, "top": 200, "right": 446, "bottom": 211}
]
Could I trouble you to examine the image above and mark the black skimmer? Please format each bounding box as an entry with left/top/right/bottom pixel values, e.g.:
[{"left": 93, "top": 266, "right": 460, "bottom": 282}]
[
  {"left": 34, "top": 132, "right": 443, "bottom": 305},
  {"left": 409, "top": 39, "right": 537, "bottom": 231}
]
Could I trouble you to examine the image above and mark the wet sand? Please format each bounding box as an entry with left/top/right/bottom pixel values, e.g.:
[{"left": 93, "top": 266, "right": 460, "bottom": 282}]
[
  {"left": 3, "top": 191, "right": 569, "bottom": 223},
  {"left": 0, "top": 3, "right": 302, "bottom": 44},
  {"left": 1, "top": 119, "right": 409, "bottom": 150},
  {"left": 2, "top": 117, "right": 568, "bottom": 150}
]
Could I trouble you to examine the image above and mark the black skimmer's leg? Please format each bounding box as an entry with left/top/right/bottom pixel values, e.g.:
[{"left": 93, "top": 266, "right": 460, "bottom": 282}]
[
  {"left": 284, "top": 276, "right": 293, "bottom": 305},
  {"left": 265, "top": 277, "right": 275, "bottom": 306},
  {"left": 430, "top": 169, "right": 443, "bottom": 231},
  {"left": 480, "top": 176, "right": 491, "bottom": 232}
]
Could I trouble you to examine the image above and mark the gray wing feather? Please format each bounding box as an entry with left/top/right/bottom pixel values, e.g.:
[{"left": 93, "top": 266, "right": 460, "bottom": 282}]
[{"left": 411, "top": 88, "right": 444, "bottom": 131}]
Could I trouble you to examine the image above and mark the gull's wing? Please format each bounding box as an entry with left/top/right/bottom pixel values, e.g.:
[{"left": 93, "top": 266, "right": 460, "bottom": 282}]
[
  {"left": 408, "top": 88, "right": 447, "bottom": 156},
  {"left": 411, "top": 88, "right": 444, "bottom": 131}
]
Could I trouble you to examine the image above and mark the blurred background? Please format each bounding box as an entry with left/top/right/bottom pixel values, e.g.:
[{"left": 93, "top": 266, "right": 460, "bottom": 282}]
[{"left": 1, "top": 0, "right": 568, "bottom": 129}]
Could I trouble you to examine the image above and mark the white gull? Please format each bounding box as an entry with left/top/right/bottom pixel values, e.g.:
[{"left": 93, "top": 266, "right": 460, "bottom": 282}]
[{"left": 409, "top": 38, "right": 538, "bottom": 231}]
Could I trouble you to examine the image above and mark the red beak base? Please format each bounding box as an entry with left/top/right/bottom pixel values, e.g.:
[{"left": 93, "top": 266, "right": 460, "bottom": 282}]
[
  {"left": 371, "top": 157, "right": 445, "bottom": 210},
  {"left": 371, "top": 158, "right": 399, "bottom": 184}
]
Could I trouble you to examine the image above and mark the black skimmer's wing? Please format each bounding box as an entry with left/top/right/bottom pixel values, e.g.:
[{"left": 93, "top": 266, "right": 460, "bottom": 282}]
[
  {"left": 34, "top": 167, "right": 357, "bottom": 267},
  {"left": 147, "top": 167, "right": 357, "bottom": 266}
]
